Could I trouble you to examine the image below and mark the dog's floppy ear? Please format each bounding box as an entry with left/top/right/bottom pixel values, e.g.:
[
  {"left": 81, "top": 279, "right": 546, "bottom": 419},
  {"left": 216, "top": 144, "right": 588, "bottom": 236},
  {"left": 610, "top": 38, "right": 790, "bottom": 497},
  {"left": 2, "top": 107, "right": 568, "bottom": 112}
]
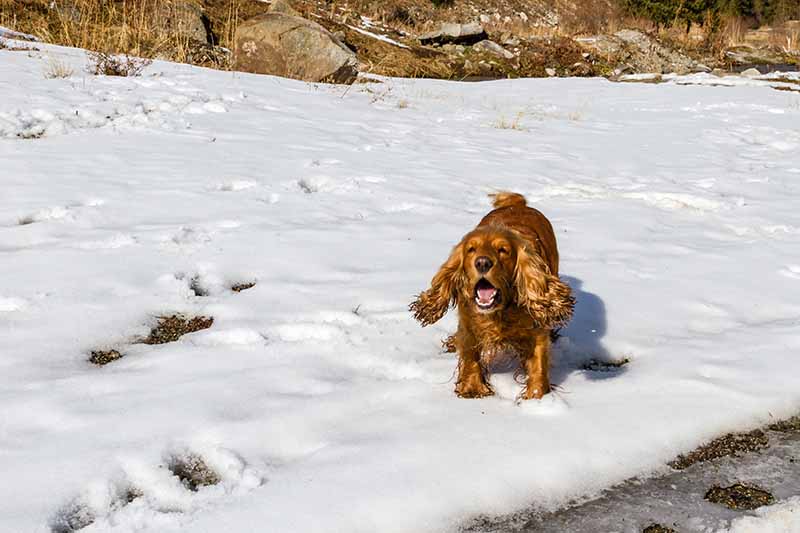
[
  {"left": 514, "top": 244, "right": 574, "bottom": 329},
  {"left": 410, "top": 240, "right": 466, "bottom": 326}
]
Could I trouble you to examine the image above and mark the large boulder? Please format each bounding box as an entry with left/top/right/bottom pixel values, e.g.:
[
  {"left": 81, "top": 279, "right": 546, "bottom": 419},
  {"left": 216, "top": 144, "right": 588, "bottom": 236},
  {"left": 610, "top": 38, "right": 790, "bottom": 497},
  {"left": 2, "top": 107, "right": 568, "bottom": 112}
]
[
  {"left": 233, "top": 13, "right": 358, "bottom": 84},
  {"left": 577, "top": 30, "right": 697, "bottom": 75}
]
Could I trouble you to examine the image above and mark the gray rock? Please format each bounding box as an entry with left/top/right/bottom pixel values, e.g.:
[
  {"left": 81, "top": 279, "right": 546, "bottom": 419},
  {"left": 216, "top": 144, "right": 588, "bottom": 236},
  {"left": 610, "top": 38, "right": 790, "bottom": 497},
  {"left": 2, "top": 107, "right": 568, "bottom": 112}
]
[
  {"left": 740, "top": 67, "right": 762, "bottom": 77},
  {"left": 545, "top": 67, "right": 557, "bottom": 77},
  {"left": 579, "top": 30, "right": 695, "bottom": 76},
  {"left": 725, "top": 45, "right": 791, "bottom": 66},
  {"left": 234, "top": 13, "right": 358, "bottom": 84},
  {"left": 158, "top": 1, "right": 208, "bottom": 44},
  {"left": 692, "top": 63, "right": 712, "bottom": 73},
  {"left": 419, "top": 22, "right": 487, "bottom": 46},
  {"left": 269, "top": 0, "right": 301, "bottom": 17},
  {"left": 472, "top": 40, "right": 514, "bottom": 60}
]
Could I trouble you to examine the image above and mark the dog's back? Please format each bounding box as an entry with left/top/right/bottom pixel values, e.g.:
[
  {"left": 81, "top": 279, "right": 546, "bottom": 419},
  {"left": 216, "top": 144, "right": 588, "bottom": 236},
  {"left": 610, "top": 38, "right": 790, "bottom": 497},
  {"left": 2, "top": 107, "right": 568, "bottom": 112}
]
[{"left": 478, "top": 192, "right": 560, "bottom": 275}]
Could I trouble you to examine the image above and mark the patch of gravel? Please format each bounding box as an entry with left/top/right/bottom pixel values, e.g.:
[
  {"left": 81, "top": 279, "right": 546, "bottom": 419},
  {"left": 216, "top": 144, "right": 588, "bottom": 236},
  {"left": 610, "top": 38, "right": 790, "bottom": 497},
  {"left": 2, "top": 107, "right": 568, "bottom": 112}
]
[
  {"left": 704, "top": 483, "right": 774, "bottom": 510},
  {"left": 231, "top": 281, "right": 256, "bottom": 293},
  {"left": 168, "top": 453, "right": 221, "bottom": 491},
  {"left": 769, "top": 416, "right": 800, "bottom": 433},
  {"left": 670, "top": 429, "right": 769, "bottom": 470},
  {"left": 642, "top": 524, "right": 676, "bottom": 533},
  {"left": 88, "top": 349, "right": 124, "bottom": 366},
  {"left": 141, "top": 314, "right": 213, "bottom": 345}
]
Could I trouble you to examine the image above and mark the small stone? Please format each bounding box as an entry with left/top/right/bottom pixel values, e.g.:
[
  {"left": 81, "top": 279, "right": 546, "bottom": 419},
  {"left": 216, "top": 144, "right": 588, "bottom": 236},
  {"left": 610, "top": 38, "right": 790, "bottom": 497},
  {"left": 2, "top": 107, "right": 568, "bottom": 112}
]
[
  {"left": 472, "top": 40, "right": 514, "bottom": 60},
  {"left": 740, "top": 67, "right": 762, "bottom": 77},
  {"left": 545, "top": 67, "right": 557, "bottom": 77},
  {"left": 711, "top": 68, "right": 728, "bottom": 77}
]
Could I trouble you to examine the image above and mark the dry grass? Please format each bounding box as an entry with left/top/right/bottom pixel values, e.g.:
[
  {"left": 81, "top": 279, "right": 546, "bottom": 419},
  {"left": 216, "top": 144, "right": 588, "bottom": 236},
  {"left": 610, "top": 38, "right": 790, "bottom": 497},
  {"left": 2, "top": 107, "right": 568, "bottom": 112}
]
[
  {"left": 0, "top": 0, "right": 259, "bottom": 67},
  {"left": 87, "top": 50, "right": 151, "bottom": 76},
  {"left": 43, "top": 57, "right": 75, "bottom": 78},
  {"left": 493, "top": 110, "right": 527, "bottom": 130}
]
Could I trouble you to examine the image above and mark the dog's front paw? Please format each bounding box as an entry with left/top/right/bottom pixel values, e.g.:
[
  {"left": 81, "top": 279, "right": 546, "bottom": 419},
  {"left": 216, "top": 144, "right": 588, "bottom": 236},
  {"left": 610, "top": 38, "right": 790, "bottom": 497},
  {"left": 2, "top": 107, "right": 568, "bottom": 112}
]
[
  {"left": 521, "top": 382, "right": 550, "bottom": 400},
  {"left": 455, "top": 377, "right": 494, "bottom": 398}
]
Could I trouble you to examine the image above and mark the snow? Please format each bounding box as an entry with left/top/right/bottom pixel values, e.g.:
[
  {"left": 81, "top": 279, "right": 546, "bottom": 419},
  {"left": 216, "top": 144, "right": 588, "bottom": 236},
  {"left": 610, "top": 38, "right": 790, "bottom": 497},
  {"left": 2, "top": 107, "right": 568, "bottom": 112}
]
[
  {"left": 723, "top": 497, "right": 800, "bottom": 533},
  {"left": 2, "top": 41, "right": 800, "bottom": 533},
  {"left": 346, "top": 24, "right": 411, "bottom": 49}
]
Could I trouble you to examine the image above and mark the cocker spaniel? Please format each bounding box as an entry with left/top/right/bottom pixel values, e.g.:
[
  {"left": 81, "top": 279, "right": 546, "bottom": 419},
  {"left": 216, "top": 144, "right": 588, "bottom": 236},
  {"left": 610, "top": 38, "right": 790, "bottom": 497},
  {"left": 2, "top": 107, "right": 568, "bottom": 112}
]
[{"left": 410, "top": 192, "right": 574, "bottom": 400}]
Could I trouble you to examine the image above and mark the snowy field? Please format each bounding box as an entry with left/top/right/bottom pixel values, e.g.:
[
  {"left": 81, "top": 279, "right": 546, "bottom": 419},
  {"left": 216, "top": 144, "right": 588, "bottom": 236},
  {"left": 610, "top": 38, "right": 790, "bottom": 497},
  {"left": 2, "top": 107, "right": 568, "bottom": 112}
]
[{"left": 2, "top": 38, "right": 800, "bottom": 533}]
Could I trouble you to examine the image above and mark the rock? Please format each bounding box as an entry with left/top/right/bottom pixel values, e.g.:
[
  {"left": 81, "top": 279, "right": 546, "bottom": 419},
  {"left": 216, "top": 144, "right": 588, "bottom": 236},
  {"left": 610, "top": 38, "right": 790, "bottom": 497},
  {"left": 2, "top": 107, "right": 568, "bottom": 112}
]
[
  {"left": 579, "top": 30, "right": 695, "bottom": 75},
  {"left": 612, "top": 63, "right": 634, "bottom": 77},
  {"left": 234, "top": 13, "right": 358, "bottom": 84},
  {"left": 740, "top": 67, "right": 762, "bottom": 77},
  {"left": 568, "top": 62, "right": 593, "bottom": 77},
  {"left": 479, "top": 14, "right": 491, "bottom": 24},
  {"left": 472, "top": 40, "right": 514, "bottom": 60},
  {"left": 442, "top": 44, "right": 466, "bottom": 55},
  {"left": 419, "top": 22, "right": 487, "bottom": 46},
  {"left": 269, "top": 0, "right": 301, "bottom": 17},
  {"left": 711, "top": 68, "right": 728, "bottom": 77},
  {"left": 725, "top": 45, "right": 793, "bottom": 67},
  {"left": 692, "top": 63, "right": 711, "bottom": 73},
  {"left": 545, "top": 67, "right": 556, "bottom": 77},
  {"left": 158, "top": 1, "right": 208, "bottom": 44}
]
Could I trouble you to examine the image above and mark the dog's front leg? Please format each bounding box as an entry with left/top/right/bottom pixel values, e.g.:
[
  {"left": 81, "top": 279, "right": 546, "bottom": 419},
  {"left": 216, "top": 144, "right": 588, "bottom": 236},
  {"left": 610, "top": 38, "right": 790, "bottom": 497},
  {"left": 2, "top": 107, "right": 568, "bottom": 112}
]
[
  {"left": 521, "top": 330, "right": 551, "bottom": 400},
  {"left": 454, "top": 330, "right": 493, "bottom": 398}
]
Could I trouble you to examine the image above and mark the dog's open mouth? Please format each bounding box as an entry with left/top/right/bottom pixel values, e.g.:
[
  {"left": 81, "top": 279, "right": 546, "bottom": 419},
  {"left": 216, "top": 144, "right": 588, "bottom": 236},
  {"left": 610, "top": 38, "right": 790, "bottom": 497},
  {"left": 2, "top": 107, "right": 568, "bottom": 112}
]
[{"left": 474, "top": 278, "right": 500, "bottom": 310}]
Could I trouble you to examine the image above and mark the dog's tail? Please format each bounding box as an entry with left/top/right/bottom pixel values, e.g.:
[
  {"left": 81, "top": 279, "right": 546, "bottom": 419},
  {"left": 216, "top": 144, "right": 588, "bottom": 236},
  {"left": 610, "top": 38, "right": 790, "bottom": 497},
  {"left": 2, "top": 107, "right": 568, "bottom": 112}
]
[{"left": 490, "top": 191, "right": 527, "bottom": 209}]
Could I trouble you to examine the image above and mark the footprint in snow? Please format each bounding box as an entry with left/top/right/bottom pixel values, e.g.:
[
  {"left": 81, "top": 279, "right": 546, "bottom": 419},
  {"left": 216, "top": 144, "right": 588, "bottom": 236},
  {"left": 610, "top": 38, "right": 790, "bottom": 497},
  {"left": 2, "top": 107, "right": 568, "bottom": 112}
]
[{"left": 50, "top": 448, "right": 263, "bottom": 532}]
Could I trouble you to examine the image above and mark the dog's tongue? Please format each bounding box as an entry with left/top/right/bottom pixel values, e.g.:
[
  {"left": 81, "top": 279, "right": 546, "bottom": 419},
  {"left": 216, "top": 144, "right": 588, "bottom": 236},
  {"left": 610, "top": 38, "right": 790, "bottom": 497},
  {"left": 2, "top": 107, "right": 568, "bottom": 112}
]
[{"left": 477, "top": 286, "right": 496, "bottom": 304}]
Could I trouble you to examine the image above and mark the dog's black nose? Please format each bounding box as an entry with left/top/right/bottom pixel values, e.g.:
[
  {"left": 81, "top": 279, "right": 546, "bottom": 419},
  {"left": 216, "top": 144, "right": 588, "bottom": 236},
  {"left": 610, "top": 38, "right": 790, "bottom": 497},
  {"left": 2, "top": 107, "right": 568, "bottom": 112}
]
[{"left": 475, "top": 256, "right": 493, "bottom": 274}]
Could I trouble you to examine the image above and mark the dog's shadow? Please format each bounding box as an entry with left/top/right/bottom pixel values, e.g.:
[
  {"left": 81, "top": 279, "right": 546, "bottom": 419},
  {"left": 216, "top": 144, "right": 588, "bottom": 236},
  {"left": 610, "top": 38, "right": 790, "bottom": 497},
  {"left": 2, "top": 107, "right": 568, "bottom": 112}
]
[{"left": 550, "top": 276, "right": 628, "bottom": 387}]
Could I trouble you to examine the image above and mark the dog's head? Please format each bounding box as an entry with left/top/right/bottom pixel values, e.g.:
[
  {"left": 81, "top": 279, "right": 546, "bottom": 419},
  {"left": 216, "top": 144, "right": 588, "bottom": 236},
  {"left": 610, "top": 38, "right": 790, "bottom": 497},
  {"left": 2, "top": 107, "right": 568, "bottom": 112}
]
[{"left": 410, "top": 228, "right": 574, "bottom": 329}]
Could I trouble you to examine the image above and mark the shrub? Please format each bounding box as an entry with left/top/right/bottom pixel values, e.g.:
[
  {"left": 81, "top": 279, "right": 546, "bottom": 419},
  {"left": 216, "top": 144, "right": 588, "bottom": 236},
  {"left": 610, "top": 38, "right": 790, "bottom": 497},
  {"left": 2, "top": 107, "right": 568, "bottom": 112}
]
[{"left": 87, "top": 51, "right": 152, "bottom": 76}]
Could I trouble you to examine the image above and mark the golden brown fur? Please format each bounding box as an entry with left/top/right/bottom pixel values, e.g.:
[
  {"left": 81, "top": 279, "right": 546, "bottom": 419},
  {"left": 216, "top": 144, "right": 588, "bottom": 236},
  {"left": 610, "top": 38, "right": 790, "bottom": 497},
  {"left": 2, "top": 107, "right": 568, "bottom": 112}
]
[{"left": 410, "top": 192, "right": 574, "bottom": 400}]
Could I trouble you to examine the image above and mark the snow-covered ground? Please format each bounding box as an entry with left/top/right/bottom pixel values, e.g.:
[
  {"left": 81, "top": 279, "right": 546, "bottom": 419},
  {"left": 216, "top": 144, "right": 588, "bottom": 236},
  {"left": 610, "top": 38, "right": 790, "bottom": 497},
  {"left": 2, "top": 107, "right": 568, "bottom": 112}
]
[{"left": 2, "top": 40, "right": 800, "bottom": 533}]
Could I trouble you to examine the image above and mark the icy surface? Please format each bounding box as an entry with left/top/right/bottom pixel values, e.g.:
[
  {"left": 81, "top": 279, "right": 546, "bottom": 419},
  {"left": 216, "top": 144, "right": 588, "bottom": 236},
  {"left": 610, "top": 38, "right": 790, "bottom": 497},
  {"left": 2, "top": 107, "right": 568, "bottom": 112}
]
[
  {"left": 465, "top": 427, "right": 800, "bottom": 532},
  {"left": 2, "top": 42, "right": 800, "bottom": 533}
]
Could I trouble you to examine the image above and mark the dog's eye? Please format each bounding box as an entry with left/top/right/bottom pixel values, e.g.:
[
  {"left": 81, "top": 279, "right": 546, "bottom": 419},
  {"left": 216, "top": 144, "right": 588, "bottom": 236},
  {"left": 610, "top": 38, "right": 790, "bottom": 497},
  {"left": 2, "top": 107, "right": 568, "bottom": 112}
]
[
  {"left": 498, "top": 246, "right": 509, "bottom": 255},
  {"left": 466, "top": 246, "right": 476, "bottom": 254}
]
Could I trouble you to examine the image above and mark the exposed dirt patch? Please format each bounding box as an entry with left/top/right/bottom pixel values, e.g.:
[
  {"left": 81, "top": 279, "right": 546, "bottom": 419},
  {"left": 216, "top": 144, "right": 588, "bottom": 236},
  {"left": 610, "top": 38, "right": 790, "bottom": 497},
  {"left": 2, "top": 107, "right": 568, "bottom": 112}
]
[
  {"left": 142, "top": 314, "right": 213, "bottom": 345},
  {"left": 704, "top": 483, "right": 774, "bottom": 510},
  {"left": 88, "top": 349, "right": 124, "bottom": 366},
  {"left": 231, "top": 281, "right": 256, "bottom": 293},
  {"left": 670, "top": 429, "right": 769, "bottom": 470},
  {"left": 581, "top": 357, "right": 630, "bottom": 371},
  {"left": 769, "top": 416, "right": 800, "bottom": 433},
  {"left": 642, "top": 524, "right": 677, "bottom": 533},
  {"left": 168, "top": 453, "right": 221, "bottom": 491}
]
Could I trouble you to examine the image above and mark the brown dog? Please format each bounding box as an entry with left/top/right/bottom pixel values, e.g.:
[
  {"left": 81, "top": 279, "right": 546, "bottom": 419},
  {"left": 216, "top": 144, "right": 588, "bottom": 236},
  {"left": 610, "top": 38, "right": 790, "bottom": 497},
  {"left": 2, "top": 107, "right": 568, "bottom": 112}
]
[{"left": 410, "top": 192, "right": 574, "bottom": 400}]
